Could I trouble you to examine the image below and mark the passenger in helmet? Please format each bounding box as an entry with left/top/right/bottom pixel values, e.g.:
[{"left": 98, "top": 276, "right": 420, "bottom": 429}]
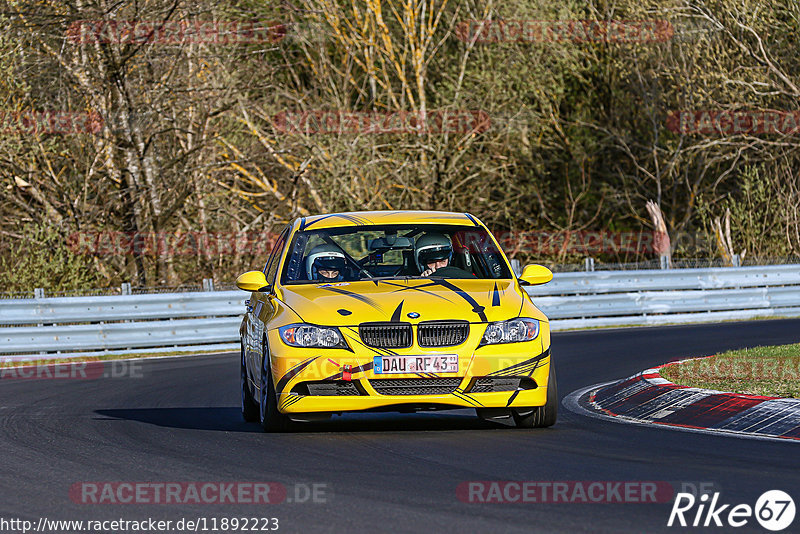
[
  {"left": 415, "top": 233, "right": 453, "bottom": 276},
  {"left": 305, "top": 244, "right": 347, "bottom": 282},
  {"left": 414, "top": 233, "right": 475, "bottom": 278}
]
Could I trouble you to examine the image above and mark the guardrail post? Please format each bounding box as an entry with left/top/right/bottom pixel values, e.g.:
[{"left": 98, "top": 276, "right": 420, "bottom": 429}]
[
  {"left": 34, "top": 288, "right": 46, "bottom": 354},
  {"left": 584, "top": 258, "right": 595, "bottom": 272},
  {"left": 203, "top": 278, "right": 215, "bottom": 292},
  {"left": 732, "top": 254, "right": 741, "bottom": 267},
  {"left": 660, "top": 255, "right": 670, "bottom": 269},
  {"left": 120, "top": 282, "right": 132, "bottom": 322}
]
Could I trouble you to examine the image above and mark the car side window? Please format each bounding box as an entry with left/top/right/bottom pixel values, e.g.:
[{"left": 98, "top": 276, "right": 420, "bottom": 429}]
[
  {"left": 264, "top": 227, "right": 290, "bottom": 287},
  {"left": 262, "top": 226, "right": 288, "bottom": 274}
]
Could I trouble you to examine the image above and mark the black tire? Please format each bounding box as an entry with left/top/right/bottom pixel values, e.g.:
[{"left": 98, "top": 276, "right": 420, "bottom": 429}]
[
  {"left": 241, "top": 345, "right": 259, "bottom": 422},
  {"left": 259, "top": 340, "right": 292, "bottom": 433},
  {"left": 514, "top": 362, "right": 558, "bottom": 428}
]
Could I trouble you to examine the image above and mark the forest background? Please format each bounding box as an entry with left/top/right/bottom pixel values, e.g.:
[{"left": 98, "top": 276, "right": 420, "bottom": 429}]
[{"left": 1, "top": 0, "right": 798, "bottom": 291}]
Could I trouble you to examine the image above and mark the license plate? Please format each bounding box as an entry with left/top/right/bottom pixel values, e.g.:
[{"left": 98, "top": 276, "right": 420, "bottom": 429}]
[{"left": 373, "top": 355, "right": 458, "bottom": 374}]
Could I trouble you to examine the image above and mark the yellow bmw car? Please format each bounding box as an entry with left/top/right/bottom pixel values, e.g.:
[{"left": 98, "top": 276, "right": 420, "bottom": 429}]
[{"left": 236, "top": 211, "right": 555, "bottom": 431}]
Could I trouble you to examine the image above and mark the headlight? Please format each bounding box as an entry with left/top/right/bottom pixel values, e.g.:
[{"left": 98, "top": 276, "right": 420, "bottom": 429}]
[
  {"left": 480, "top": 318, "right": 539, "bottom": 345},
  {"left": 278, "top": 324, "right": 348, "bottom": 348}
]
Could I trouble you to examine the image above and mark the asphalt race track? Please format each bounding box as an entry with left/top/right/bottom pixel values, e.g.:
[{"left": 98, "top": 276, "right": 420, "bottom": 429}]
[{"left": 1, "top": 319, "right": 798, "bottom": 533}]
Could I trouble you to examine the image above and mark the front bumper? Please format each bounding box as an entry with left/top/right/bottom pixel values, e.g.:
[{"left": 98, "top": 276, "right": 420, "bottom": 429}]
[{"left": 267, "top": 323, "right": 552, "bottom": 414}]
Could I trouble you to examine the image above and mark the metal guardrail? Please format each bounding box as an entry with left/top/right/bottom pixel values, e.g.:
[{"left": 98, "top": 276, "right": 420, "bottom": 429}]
[
  {"left": 1, "top": 264, "right": 798, "bottom": 359},
  {"left": 0, "top": 290, "right": 246, "bottom": 360},
  {"left": 0, "top": 292, "right": 244, "bottom": 325},
  {"left": 526, "top": 264, "right": 800, "bottom": 330},
  {"left": 3, "top": 318, "right": 241, "bottom": 353},
  {"left": 525, "top": 264, "right": 800, "bottom": 294}
]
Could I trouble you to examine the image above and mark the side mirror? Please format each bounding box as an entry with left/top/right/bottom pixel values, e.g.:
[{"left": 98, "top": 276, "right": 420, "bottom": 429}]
[
  {"left": 236, "top": 271, "right": 270, "bottom": 292},
  {"left": 519, "top": 264, "right": 553, "bottom": 286}
]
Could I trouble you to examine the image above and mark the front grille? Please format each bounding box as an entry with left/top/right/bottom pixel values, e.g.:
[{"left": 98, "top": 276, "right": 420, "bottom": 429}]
[
  {"left": 359, "top": 322, "right": 412, "bottom": 349},
  {"left": 418, "top": 321, "right": 470, "bottom": 347},
  {"left": 370, "top": 378, "right": 462, "bottom": 396}
]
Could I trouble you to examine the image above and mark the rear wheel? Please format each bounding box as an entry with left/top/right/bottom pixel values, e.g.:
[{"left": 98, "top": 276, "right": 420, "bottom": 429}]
[
  {"left": 514, "top": 362, "right": 558, "bottom": 428},
  {"left": 259, "top": 341, "right": 292, "bottom": 433},
  {"left": 241, "top": 345, "right": 259, "bottom": 422}
]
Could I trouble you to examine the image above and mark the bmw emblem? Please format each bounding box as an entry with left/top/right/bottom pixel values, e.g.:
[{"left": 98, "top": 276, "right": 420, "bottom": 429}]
[{"left": 407, "top": 312, "right": 420, "bottom": 319}]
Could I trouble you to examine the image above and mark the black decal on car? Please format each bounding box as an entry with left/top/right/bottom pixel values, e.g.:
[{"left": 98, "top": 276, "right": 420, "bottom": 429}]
[{"left": 390, "top": 301, "right": 404, "bottom": 322}]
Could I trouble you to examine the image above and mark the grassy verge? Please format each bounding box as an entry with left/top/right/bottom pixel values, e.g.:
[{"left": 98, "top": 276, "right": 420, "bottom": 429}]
[{"left": 660, "top": 343, "right": 800, "bottom": 398}]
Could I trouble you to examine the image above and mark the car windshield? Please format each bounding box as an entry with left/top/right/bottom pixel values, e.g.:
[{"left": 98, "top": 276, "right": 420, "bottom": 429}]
[{"left": 281, "top": 224, "right": 512, "bottom": 283}]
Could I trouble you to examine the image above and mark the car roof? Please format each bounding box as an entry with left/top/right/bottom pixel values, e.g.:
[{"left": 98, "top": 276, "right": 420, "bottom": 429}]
[{"left": 296, "top": 211, "right": 478, "bottom": 231}]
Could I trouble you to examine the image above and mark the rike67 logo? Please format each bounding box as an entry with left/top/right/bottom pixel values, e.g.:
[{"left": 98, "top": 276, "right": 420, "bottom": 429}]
[{"left": 668, "top": 490, "right": 795, "bottom": 531}]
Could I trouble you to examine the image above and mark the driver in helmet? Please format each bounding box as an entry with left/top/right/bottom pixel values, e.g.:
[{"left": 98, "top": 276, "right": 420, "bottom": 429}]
[
  {"left": 415, "top": 233, "right": 475, "bottom": 278},
  {"left": 305, "top": 244, "right": 348, "bottom": 282}
]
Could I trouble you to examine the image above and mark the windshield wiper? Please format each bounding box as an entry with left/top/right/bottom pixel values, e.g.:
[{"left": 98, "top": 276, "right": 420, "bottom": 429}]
[{"left": 357, "top": 275, "right": 426, "bottom": 281}]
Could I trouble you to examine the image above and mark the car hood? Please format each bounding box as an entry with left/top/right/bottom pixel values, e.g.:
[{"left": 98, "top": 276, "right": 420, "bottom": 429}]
[{"left": 277, "top": 279, "right": 529, "bottom": 326}]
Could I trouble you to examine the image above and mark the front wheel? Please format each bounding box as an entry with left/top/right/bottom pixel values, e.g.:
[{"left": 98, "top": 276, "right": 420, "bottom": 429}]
[
  {"left": 259, "top": 341, "right": 292, "bottom": 433},
  {"left": 514, "top": 362, "right": 558, "bottom": 428},
  {"left": 241, "top": 345, "right": 259, "bottom": 422}
]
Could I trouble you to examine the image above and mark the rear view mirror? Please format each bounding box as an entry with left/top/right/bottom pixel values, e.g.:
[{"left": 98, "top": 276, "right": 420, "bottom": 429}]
[
  {"left": 368, "top": 236, "right": 414, "bottom": 250},
  {"left": 519, "top": 264, "right": 553, "bottom": 286},
  {"left": 236, "top": 271, "right": 270, "bottom": 292}
]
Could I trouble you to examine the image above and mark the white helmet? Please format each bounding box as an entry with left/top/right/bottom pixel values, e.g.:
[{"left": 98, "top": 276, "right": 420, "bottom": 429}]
[
  {"left": 305, "top": 244, "right": 346, "bottom": 281},
  {"left": 414, "top": 233, "right": 453, "bottom": 272}
]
